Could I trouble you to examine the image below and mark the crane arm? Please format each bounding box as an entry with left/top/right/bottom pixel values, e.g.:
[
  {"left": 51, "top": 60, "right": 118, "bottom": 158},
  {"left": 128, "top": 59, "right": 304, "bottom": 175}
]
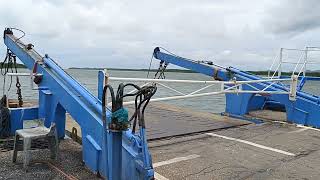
[
  {"left": 3, "top": 28, "right": 154, "bottom": 180},
  {"left": 153, "top": 47, "right": 230, "bottom": 81}
]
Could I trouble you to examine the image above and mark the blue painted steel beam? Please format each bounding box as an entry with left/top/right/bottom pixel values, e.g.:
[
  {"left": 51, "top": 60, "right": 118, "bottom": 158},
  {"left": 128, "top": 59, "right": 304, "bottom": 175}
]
[
  {"left": 227, "top": 70, "right": 320, "bottom": 127},
  {"left": 228, "top": 67, "right": 319, "bottom": 103},
  {"left": 153, "top": 48, "right": 320, "bottom": 128},
  {"left": 5, "top": 32, "right": 107, "bottom": 173},
  {"left": 9, "top": 107, "right": 39, "bottom": 134},
  {"left": 4, "top": 31, "right": 154, "bottom": 179},
  {"left": 98, "top": 70, "right": 105, "bottom": 101},
  {"left": 153, "top": 47, "right": 230, "bottom": 81},
  {"left": 43, "top": 56, "right": 102, "bottom": 115}
]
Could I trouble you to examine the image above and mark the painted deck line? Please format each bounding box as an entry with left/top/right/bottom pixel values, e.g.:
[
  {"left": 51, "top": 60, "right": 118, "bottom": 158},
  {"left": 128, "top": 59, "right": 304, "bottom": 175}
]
[
  {"left": 154, "top": 172, "right": 169, "bottom": 180},
  {"left": 289, "top": 128, "right": 308, "bottom": 133},
  {"left": 154, "top": 154, "right": 200, "bottom": 180},
  {"left": 272, "top": 120, "right": 288, "bottom": 124},
  {"left": 206, "top": 133, "right": 295, "bottom": 156},
  {"left": 296, "top": 124, "right": 320, "bottom": 132},
  {"left": 153, "top": 154, "right": 200, "bottom": 168},
  {"left": 270, "top": 121, "right": 320, "bottom": 133}
]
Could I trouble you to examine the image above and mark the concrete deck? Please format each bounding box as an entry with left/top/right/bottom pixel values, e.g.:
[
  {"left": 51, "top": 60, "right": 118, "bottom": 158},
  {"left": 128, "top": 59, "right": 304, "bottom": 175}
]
[
  {"left": 150, "top": 121, "right": 320, "bottom": 180},
  {"left": 2, "top": 120, "right": 320, "bottom": 179},
  {"left": 248, "top": 110, "right": 287, "bottom": 122},
  {"left": 66, "top": 102, "right": 250, "bottom": 140},
  {"left": 0, "top": 139, "right": 100, "bottom": 180},
  {"left": 2, "top": 103, "right": 320, "bottom": 179}
]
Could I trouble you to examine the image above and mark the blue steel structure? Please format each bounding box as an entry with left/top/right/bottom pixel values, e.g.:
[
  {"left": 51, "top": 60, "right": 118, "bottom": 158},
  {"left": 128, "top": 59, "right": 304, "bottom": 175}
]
[
  {"left": 4, "top": 27, "right": 320, "bottom": 178},
  {"left": 4, "top": 29, "right": 154, "bottom": 179},
  {"left": 153, "top": 47, "right": 320, "bottom": 128}
]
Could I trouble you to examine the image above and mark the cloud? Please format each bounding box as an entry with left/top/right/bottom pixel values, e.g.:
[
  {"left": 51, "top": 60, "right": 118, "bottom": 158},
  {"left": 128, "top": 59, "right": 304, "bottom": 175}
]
[
  {"left": 0, "top": 0, "right": 319, "bottom": 71},
  {"left": 264, "top": 0, "right": 320, "bottom": 36}
]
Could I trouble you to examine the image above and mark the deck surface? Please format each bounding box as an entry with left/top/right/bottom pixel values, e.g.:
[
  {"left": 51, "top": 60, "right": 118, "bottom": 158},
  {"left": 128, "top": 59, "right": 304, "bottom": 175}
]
[
  {"left": 66, "top": 102, "right": 250, "bottom": 140},
  {"left": 2, "top": 103, "right": 320, "bottom": 179},
  {"left": 3, "top": 118, "right": 320, "bottom": 179},
  {"left": 247, "top": 109, "right": 287, "bottom": 122},
  {"left": 150, "top": 121, "right": 320, "bottom": 180},
  {"left": 0, "top": 139, "right": 100, "bottom": 180}
]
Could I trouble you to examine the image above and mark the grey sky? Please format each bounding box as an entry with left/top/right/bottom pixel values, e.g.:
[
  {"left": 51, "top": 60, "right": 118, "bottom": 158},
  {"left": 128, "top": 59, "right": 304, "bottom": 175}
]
[{"left": 0, "top": 0, "right": 319, "bottom": 70}]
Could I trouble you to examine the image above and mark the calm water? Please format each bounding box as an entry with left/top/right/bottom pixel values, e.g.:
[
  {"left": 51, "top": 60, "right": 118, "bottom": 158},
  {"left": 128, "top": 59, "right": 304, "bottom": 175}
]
[{"left": 1, "top": 69, "right": 319, "bottom": 113}]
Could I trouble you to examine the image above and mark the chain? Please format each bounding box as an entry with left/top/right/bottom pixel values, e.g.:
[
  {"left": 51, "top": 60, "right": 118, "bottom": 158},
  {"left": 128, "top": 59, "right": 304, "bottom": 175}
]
[
  {"left": 154, "top": 61, "right": 168, "bottom": 79},
  {"left": 1, "top": 49, "right": 23, "bottom": 107},
  {"left": 12, "top": 55, "right": 23, "bottom": 107}
]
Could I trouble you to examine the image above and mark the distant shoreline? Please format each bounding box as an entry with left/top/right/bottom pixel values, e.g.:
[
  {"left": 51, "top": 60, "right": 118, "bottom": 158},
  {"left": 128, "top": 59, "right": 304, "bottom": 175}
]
[
  {"left": 68, "top": 67, "right": 195, "bottom": 73},
  {"left": 69, "top": 67, "right": 320, "bottom": 77},
  {"left": 1, "top": 63, "right": 26, "bottom": 68}
]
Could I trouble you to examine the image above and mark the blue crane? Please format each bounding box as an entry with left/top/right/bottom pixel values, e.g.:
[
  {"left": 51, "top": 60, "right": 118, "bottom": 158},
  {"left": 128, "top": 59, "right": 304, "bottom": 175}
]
[
  {"left": 3, "top": 28, "right": 320, "bottom": 179},
  {"left": 153, "top": 47, "right": 320, "bottom": 128},
  {"left": 3, "top": 28, "right": 154, "bottom": 179}
]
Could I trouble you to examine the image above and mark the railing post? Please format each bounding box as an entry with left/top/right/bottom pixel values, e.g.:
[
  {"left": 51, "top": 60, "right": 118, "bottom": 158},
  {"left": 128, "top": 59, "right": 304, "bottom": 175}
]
[
  {"left": 98, "top": 69, "right": 108, "bottom": 101},
  {"left": 289, "top": 75, "right": 298, "bottom": 101},
  {"left": 303, "top": 48, "right": 308, "bottom": 77},
  {"left": 101, "top": 71, "right": 109, "bottom": 178},
  {"left": 279, "top": 48, "right": 283, "bottom": 78},
  {"left": 101, "top": 72, "right": 123, "bottom": 180}
]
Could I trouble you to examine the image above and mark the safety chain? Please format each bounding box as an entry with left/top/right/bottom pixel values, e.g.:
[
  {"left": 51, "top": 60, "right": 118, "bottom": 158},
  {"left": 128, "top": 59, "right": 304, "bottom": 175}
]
[
  {"left": 154, "top": 60, "right": 169, "bottom": 79},
  {"left": 0, "top": 49, "right": 23, "bottom": 107},
  {"left": 13, "top": 56, "right": 23, "bottom": 107}
]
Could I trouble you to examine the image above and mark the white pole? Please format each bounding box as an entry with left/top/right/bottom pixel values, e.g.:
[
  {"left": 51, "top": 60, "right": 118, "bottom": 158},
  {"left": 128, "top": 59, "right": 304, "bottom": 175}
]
[
  {"left": 118, "top": 90, "right": 289, "bottom": 106},
  {"left": 303, "top": 48, "right": 308, "bottom": 76},
  {"left": 6, "top": 73, "right": 31, "bottom": 76},
  {"left": 279, "top": 48, "right": 283, "bottom": 78},
  {"left": 109, "top": 77, "right": 220, "bottom": 84},
  {"left": 108, "top": 77, "right": 291, "bottom": 85},
  {"left": 289, "top": 75, "right": 298, "bottom": 101}
]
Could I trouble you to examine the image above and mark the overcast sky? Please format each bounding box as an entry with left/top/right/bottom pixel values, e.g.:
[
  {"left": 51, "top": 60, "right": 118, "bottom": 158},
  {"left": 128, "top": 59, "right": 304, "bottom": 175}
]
[{"left": 0, "top": 0, "right": 320, "bottom": 70}]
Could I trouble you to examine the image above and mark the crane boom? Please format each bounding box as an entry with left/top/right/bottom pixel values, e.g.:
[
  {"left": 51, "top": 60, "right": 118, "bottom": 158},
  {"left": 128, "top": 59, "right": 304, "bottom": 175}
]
[
  {"left": 153, "top": 47, "right": 320, "bottom": 128},
  {"left": 153, "top": 47, "right": 230, "bottom": 80},
  {"left": 3, "top": 28, "right": 154, "bottom": 180}
]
